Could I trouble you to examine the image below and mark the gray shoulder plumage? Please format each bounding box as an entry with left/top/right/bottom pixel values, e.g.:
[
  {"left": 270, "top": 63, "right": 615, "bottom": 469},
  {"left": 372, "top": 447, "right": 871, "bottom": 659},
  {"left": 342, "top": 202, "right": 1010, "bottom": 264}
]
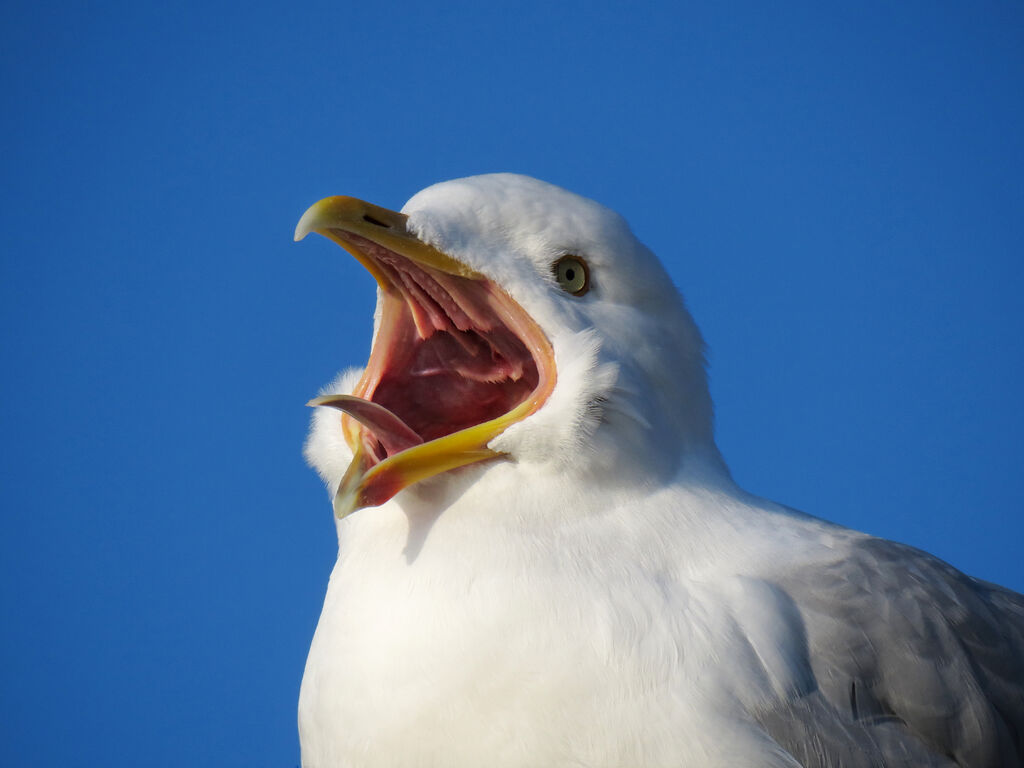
[{"left": 757, "top": 536, "right": 1024, "bottom": 768}]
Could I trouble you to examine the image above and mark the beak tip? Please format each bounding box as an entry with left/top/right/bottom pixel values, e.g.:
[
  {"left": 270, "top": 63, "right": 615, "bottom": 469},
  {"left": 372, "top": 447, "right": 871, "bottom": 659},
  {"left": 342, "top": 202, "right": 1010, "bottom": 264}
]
[
  {"left": 332, "top": 488, "right": 360, "bottom": 520},
  {"left": 295, "top": 199, "right": 331, "bottom": 242}
]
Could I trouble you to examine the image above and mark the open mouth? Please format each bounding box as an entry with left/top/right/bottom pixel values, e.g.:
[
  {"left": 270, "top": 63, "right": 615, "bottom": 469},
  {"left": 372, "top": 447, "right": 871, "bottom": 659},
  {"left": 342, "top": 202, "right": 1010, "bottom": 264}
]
[{"left": 296, "top": 197, "right": 556, "bottom": 517}]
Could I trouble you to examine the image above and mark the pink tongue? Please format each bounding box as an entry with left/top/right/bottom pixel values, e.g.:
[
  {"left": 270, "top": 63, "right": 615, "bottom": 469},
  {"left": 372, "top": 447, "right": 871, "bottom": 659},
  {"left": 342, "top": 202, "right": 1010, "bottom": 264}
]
[{"left": 311, "top": 395, "right": 424, "bottom": 456}]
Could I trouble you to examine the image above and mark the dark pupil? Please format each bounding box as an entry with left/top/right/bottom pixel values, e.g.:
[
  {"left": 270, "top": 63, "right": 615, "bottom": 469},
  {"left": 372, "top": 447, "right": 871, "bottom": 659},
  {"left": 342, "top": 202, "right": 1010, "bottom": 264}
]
[{"left": 565, "top": 268, "right": 576, "bottom": 281}]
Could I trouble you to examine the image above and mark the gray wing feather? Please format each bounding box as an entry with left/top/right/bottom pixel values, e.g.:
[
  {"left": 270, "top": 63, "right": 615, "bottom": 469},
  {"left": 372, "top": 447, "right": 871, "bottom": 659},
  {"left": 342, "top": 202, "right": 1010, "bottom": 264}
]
[{"left": 757, "top": 536, "right": 1024, "bottom": 768}]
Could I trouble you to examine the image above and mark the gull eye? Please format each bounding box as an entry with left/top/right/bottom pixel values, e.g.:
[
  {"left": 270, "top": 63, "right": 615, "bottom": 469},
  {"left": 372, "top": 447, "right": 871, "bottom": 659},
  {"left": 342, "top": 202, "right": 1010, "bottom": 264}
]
[{"left": 552, "top": 255, "right": 590, "bottom": 296}]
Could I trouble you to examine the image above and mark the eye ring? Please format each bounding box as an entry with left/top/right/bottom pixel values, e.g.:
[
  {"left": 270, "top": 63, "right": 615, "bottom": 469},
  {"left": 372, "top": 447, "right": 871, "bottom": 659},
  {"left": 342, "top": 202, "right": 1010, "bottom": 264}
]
[{"left": 552, "top": 255, "right": 590, "bottom": 296}]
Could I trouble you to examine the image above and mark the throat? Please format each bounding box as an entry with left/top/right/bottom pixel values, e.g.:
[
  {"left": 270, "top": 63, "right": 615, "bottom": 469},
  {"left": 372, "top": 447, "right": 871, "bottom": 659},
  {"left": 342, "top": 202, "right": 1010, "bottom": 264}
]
[{"left": 353, "top": 296, "right": 539, "bottom": 464}]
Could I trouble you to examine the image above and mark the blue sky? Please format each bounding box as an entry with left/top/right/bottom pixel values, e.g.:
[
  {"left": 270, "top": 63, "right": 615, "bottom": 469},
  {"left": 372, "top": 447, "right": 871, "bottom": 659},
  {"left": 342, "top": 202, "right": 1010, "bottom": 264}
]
[{"left": 2, "top": 1, "right": 1022, "bottom": 765}]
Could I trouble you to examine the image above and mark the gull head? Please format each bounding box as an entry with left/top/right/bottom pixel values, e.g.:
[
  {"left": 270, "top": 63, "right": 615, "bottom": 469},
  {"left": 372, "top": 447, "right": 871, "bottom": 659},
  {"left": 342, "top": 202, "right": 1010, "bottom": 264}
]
[{"left": 296, "top": 174, "right": 715, "bottom": 517}]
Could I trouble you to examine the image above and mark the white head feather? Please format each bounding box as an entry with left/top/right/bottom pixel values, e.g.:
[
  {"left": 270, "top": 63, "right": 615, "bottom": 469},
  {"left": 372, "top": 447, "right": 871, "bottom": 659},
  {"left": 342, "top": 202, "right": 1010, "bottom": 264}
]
[{"left": 306, "top": 173, "right": 719, "bottom": 504}]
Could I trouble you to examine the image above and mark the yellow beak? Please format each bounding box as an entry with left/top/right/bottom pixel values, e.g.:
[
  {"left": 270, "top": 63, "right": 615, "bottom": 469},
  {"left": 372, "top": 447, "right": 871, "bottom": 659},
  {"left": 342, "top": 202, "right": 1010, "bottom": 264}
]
[
  {"left": 296, "top": 196, "right": 556, "bottom": 518},
  {"left": 295, "top": 196, "right": 479, "bottom": 282}
]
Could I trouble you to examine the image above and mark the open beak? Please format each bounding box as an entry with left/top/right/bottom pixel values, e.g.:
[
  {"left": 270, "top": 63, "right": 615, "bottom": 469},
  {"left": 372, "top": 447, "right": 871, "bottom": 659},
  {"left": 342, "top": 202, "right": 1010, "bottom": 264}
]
[{"left": 295, "top": 196, "right": 556, "bottom": 518}]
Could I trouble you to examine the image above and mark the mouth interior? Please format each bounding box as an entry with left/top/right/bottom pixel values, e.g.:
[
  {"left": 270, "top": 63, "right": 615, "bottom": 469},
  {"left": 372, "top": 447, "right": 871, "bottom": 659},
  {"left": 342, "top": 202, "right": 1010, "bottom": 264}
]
[{"left": 340, "top": 233, "right": 540, "bottom": 466}]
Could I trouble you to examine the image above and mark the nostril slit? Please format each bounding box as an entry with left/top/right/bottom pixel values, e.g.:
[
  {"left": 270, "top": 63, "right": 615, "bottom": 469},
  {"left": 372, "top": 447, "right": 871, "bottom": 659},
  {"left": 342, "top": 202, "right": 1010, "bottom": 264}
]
[{"left": 362, "top": 214, "right": 390, "bottom": 228}]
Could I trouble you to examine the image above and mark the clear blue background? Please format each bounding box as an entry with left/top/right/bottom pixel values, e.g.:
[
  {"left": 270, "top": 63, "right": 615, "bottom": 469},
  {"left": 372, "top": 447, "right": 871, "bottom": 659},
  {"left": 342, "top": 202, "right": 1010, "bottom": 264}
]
[{"left": 2, "top": 1, "right": 1021, "bottom": 765}]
